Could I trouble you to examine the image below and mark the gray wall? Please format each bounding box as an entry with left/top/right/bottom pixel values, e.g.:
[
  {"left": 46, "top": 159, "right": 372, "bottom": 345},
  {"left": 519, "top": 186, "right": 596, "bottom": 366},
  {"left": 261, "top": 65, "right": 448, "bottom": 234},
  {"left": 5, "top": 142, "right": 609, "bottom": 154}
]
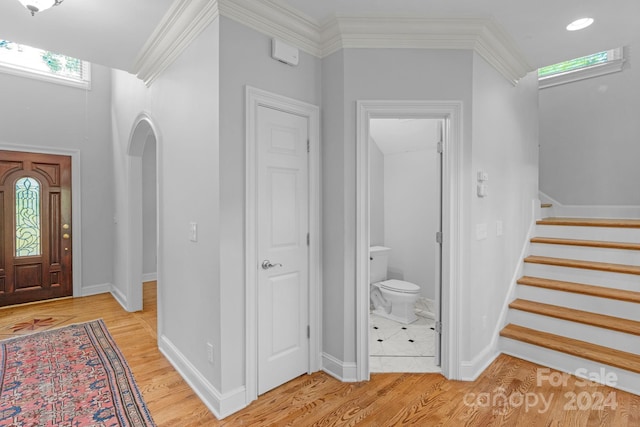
[
  {"left": 218, "top": 16, "right": 322, "bottom": 393},
  {"left": 470, "top": 53, "right": 539, "bottom": 361},
  {"left": 0, "top": 64, "right": 114, "bottom": 292},
  {"left": 111, "top": 20, "right": 221, "bottom": 390},
  {"left": 322, "top": 48, "right": 474, "bottom": 365},
  {"left": 539, "top": 44, "right": 640, "bottom": 206}
]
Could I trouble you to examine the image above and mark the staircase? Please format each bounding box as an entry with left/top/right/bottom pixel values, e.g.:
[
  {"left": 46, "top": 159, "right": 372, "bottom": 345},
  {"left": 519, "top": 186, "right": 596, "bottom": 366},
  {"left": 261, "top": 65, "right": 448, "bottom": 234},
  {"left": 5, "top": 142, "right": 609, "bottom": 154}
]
[{"left": 500, "top": 217, "right": 640, "bottom": 395}]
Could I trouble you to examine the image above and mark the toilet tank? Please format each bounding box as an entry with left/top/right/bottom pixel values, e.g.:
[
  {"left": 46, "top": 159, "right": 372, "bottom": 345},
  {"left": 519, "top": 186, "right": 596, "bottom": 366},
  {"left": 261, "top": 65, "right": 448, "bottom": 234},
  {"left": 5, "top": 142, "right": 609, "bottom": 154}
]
[{"left": 369, "top": 246, "right": 391, "bottom": 283}]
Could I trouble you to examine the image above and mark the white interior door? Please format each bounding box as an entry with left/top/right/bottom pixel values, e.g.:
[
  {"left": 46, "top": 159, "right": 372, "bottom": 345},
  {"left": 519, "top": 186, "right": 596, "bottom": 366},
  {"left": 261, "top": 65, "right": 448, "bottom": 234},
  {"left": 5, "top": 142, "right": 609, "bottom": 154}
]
[{"left": 257, "top": 105, "right": 309, "bottom": 395}]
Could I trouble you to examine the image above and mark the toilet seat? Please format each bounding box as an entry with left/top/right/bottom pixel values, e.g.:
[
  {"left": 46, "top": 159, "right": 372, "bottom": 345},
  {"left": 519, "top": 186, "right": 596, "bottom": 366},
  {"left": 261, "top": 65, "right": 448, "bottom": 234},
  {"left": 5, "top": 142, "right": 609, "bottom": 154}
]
[{"left": 378, "top": 279, "right": 419, "bottom": 294}]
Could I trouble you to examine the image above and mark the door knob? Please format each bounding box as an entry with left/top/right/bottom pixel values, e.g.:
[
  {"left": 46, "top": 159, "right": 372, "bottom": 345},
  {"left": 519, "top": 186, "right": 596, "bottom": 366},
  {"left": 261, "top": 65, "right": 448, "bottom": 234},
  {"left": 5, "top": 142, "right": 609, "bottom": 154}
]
[{"left": 261, "top": 260, "right": 283, "bottom": 270}]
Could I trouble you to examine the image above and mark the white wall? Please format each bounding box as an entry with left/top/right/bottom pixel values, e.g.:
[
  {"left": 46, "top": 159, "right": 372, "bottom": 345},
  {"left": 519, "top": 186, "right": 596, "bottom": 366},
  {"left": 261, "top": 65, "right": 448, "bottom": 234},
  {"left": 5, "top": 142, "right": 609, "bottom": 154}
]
[
  {"left": 111, "top": 18, "right": 221, "bottom": 395},
  {"left": 384, "top": 149, "right": 439, "bottom": 300},
  {"left": 539, "top": 43, "right": 640, "bottom": 206},
  {"left": 0, "top": 65, "right": 114, "bottom": 292},
  {"left": 469, "top": 53, "right": 539, "bottom": 366},
  {"left": 218, "top": 16, "right": 321, "bottom": 394},
  {"left": 142, "top": 137, "right": 157, "bottom": 278},
  {"left": 369, "top": 138, "right": 385, "bottom": 246}
]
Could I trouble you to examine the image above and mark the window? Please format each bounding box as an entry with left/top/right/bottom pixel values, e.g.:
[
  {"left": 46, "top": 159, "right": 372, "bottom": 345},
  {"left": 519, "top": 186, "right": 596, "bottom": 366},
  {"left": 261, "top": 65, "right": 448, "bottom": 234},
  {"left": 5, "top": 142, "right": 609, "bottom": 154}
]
[
  {"left": 538, "top": 47, "right": 625, "bottom": 89},
  {"left": 0, "top": 40, "right": 91, "bottom": 89},
  {"left": 15, "top": 177, "right": 41, "bottom": 257}
]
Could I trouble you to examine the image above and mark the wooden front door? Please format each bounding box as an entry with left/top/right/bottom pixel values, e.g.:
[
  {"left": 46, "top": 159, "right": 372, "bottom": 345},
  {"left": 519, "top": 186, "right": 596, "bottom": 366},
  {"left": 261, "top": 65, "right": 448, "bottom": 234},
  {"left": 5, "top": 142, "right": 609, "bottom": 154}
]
[{"left": 0, "top": 150, "right": 72, "bottom": 307}]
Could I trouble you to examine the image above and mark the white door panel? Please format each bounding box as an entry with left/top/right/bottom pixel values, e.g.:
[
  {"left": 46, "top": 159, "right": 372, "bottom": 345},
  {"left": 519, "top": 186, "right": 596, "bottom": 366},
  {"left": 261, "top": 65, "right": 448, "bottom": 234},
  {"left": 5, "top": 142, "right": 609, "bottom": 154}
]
[{"left": 257, "top": 105, "right": 309, "bottom": 394}]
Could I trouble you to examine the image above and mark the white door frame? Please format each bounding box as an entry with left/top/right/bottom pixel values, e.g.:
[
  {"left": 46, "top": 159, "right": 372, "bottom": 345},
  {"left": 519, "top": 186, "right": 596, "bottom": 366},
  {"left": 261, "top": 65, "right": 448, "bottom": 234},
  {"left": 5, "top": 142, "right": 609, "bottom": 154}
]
[
  {"left": 0, "top": 143, "right": 82, "bottom": 299},
  {"left": 245, "top": 86, "right": 322, "bottom": 403},
  {"left": 356, "top": 100, "right": 463, "bottom": 381}
]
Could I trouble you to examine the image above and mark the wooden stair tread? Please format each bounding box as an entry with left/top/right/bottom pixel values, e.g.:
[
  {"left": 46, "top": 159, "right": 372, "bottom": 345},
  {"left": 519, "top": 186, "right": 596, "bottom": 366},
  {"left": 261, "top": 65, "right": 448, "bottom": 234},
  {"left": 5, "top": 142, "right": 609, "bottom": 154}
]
[
  {"left": 509, "top": 298, "right": 640, "bottom": 336},
  {"left": 541, "top": 203, "right": 553, "bottom": 208},
  {"left": 517, "top": 276, "right": 640, "bottom": 304},
  {"left": 537, "top": 217, "right": 640, "bottom": 228},
  {"left": 530, "top": 237, "right": 640, "bottom": 251},
  {"left": 500, "top": 324, "right": 640, "bottom": 374},
  {"left": 524, "top": 255, "right": 640, "bottom": 275}
]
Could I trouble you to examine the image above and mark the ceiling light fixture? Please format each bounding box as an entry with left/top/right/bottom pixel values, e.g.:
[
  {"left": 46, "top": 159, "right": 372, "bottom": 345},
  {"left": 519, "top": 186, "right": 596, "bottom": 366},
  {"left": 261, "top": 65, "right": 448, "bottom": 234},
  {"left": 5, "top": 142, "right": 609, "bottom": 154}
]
[
  {"left": 18, "top": 0, "right": 63, "bottom": 16},
  {"left": 566, "top": 17, "right": 594, "bottom": 31}
]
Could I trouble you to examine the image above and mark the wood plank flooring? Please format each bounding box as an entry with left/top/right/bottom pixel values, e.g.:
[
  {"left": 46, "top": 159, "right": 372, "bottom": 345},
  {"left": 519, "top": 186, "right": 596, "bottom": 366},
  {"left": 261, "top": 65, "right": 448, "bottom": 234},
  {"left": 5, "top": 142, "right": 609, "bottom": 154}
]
[{"left": 1, "top": 283, "right": 639, "bottom": 426}]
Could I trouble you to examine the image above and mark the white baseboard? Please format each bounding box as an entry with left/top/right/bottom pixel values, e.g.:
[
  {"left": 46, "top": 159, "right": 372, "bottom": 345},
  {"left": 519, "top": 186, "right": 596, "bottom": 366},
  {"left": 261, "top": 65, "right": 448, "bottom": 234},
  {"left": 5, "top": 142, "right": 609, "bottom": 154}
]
[
  {"left": 322, "top": 352, "right": 358, "bottom": 382},
  {"left": 159, "top": 334, "right": 246, "bottom": 419},
  {"left": 142, "top": 273, "right": 157, "bottom": 282},
  {"left": 460, "top": 344, "right": 500, "bottom": 381},
  {"left": 81, "top": 282, "right": 112, "bottom": 297},
  {"left": 110, "top": 286, "right": 128, "bottom": 311},
  {"left": 539, "top": 191, "right": 640, "bottom": 219}
]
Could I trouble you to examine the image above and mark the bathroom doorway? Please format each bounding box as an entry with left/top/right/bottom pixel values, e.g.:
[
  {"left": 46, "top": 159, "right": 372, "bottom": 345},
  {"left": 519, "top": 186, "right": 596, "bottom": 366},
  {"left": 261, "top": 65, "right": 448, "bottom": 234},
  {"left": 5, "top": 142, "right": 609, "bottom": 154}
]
[
  {"left": 368, "top": 118, "right": 443, "bottom": 373},
  {"left": 355, "top": 100, "right": 463, "bottom": 382}
]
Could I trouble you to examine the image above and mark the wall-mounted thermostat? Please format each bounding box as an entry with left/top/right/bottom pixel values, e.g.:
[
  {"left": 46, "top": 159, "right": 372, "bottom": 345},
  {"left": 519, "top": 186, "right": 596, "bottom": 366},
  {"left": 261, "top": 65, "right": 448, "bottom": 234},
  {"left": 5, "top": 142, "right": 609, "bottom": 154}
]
[{"left": 272, "top": 38, "right": 299, "bottom": 66}]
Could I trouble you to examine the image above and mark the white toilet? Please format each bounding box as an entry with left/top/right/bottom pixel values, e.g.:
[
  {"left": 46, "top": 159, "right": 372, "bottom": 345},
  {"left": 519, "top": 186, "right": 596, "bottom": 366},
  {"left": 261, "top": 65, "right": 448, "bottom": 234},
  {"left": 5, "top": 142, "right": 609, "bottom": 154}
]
[{"left": 369, "top": 246, "right": 420, "bottom": 324}]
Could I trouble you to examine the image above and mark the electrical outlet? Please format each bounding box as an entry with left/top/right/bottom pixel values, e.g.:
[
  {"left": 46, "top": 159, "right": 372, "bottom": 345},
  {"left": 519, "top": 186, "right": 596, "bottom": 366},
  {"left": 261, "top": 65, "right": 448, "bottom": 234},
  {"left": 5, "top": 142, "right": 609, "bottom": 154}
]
[{"left": 206, "top": 342, "right": 214, "bottom": 364}]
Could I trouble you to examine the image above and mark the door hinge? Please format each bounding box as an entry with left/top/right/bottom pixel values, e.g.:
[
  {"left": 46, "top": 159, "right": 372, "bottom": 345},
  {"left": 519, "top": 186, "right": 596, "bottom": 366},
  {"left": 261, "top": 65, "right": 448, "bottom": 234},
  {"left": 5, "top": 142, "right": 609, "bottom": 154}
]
[
  {"left": 307, "top": 232, "right": 310, "bottom": 246},
  {"left": 435, "top": 321, "right": 442, "bottom": 334},
  {"left": 437, "top": 141, "right": 443, "bottom": 154},
  {"left": 436, "top": 231, "right": 443, "bottom": 244},
  {"left": 307, "top": 139, "right": 310, "bottom": 153},
  {"left": 307, "top": 325, "right": 310, "bottom": 339}
]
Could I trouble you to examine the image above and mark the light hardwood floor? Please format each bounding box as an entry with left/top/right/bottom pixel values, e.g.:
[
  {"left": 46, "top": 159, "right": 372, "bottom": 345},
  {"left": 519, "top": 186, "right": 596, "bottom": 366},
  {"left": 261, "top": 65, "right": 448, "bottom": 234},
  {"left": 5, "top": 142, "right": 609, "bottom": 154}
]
[{"left": 1, "top": 283, "right": 638, "bottom": 426}]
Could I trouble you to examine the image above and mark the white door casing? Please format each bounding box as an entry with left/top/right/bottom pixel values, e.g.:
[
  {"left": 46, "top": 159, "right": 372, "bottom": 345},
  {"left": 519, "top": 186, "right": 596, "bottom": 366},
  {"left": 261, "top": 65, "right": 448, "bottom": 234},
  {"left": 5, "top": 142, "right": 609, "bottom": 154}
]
[
  {"left": 257, "top": 105, "right": 309, "bottom": 394},
  {"left": 245, "top": 87, "right": 321, "bottom": 403},
  {"left": 356, "top": 100, "right": 463, "bottom": 381}
]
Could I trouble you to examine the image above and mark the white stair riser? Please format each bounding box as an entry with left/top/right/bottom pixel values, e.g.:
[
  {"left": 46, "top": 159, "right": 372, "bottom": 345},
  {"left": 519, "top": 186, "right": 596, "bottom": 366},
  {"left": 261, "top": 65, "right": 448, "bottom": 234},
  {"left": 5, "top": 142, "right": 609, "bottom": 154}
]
[
  {"left": 523, "top": 263, "right": 640, "bottom": 292},
  {"left": 500, "top": 337, "right": 640, "bottom": 396},
  {"left": 517, "top": 285, "right": 640, "bottom": 322},
  {"left": 507, "top": 310, "right": 640, "bottom": 354},
  {"left": 536, "top": 225, "right": 640, "bottom": 243},
  {"left": 529, "top": 243, "right": 640, "bottom": 266}
]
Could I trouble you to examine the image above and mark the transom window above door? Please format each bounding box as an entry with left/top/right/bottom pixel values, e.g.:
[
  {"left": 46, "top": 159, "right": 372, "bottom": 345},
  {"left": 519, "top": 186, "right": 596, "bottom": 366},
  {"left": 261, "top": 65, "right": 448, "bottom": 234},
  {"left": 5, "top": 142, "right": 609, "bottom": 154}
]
[{"left": 0, "top": 39, "right": 91, "bottom": 89}]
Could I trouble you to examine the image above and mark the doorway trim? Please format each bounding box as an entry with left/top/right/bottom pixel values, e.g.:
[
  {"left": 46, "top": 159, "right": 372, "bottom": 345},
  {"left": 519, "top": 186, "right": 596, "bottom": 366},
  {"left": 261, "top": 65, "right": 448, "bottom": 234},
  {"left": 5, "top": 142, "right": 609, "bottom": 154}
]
[
  {"left": 245, "top": 86, "right": 321, "bottom": 403},
  {"left": 356, "top": 100, "right": 463, "bottom": 381},
  {"left": 0, "top": 143, "right": 82, "bottom": 298}
]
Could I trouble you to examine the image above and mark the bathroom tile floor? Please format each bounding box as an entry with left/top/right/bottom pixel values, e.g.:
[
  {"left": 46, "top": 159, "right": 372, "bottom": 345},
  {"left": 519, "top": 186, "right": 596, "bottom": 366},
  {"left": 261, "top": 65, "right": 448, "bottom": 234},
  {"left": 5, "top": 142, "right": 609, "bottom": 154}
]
[{"left": 369, "top": 313, "right": 441, "bottom": 373}]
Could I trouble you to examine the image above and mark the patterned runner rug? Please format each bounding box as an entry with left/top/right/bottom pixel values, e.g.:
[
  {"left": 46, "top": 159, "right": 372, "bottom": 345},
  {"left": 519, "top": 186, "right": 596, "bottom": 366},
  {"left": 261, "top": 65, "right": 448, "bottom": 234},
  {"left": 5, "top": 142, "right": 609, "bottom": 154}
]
[{"left": 0, "top": 319, "right": 155, "bottom": 426}]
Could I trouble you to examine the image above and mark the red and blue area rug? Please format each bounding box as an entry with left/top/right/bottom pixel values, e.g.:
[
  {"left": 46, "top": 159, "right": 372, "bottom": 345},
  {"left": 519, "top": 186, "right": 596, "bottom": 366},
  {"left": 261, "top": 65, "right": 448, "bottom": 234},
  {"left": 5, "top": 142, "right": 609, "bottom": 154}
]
[{"left": 0, "top": 319, "right": 156, "bottom": 426}]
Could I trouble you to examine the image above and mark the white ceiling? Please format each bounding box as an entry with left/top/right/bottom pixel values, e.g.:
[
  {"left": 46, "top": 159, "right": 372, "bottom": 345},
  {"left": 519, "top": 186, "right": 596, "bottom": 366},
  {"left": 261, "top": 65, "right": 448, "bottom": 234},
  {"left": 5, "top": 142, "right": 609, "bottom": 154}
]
[
  {"left": 0, "top": 0, "right": 638, "bottom": 73},
  {"left": 370, "top": 119, "right": 440, "bottom": 155},
  {"left": 0, "top": 0, "right": 174, "bottom": 73}
]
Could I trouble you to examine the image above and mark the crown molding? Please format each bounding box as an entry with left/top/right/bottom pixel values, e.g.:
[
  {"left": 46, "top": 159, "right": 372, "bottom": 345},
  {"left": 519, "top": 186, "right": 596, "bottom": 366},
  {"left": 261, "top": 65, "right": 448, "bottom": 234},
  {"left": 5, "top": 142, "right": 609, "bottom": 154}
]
[
  {"left": 134, "top": 0, "right": 532, "bottom": 85},
  {"left": 321, "top": 17, "right": 531, "bottom": 85},
  {"left": 219, "top": 0, "right": 322, "bottom": 57},
  {"left": 133, "top": 0, "right": 220, "bottom": 86}
]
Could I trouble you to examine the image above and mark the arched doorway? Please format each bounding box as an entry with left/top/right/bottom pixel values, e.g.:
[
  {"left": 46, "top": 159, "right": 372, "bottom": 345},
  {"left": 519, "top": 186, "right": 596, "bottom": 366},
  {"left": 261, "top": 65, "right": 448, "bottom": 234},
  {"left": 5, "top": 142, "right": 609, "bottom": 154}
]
[{"left": 126, "top": 114, "right": 159, "bottom": 313}]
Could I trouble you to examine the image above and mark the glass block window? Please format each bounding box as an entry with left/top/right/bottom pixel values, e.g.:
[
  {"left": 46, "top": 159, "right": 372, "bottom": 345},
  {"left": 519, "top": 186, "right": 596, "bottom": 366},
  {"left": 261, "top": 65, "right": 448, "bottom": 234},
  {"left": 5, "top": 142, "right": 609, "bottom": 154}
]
[
  {"left": 538, "top": 47, "right": 625, "bottom": 89},
  {"left": 0, "top": 39, "right": 91, "bottom": 89},
  {"left": 15, "top": 177, "right": 41, "bottom": 257}
]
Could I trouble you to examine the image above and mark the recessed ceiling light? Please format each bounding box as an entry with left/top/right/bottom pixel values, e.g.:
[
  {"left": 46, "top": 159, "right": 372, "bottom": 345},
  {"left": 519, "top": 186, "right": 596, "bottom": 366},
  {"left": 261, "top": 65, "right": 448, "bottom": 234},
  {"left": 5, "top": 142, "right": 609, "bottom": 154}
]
[{"left": 567, "top": 18, "right": 594, "bottom": 31}]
